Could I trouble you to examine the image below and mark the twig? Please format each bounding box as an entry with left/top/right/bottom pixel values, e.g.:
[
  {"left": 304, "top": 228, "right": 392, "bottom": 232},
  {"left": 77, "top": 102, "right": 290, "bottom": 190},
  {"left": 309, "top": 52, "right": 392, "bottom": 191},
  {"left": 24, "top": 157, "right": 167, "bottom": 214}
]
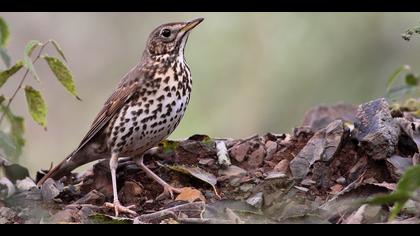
[
  {"left": 134, "top": 202, "right": 205, "bottom": 223},
  {"left": 176, "top": 217, "right": 238, "bottom": 224},
  {"left": 0, "top": 43, "right": 47, "bottom": 126}
]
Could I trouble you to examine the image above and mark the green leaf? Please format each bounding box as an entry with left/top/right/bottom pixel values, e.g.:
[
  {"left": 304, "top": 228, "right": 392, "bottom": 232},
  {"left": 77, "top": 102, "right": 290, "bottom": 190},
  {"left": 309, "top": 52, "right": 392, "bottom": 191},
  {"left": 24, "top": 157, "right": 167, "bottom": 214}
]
[
  {"left": 48, "top": 39, "right": 67, "bottom": 62},
  {"left": 365, "top": 165, "right": 420, "bottom": 221},
  {"left": 23, "top": 40, "right": 42, "bottom": 82},
  {"left": 43, "top": 56, "right": 80, "bottom": 100},
  {"left": 0, "top": 105, "right": 25, "bottom": 160},
  {"left": 24, "top": 85, "right": 47, "bottom": 129},
  {"left": 0, "top": 60, "right": 24, "bottom": 88},
  {"left": 405, "top": 73, "right": 418, "bottom": 86},
  {"left": 386, "top": 65, "right": 411, "bottom": 94},
  {"left": 0, "top": 95, "right": 5, "bottom": 105},
  {"left": 0, "top": 47, "right": 11, "bottom": 68},
  {"left": 0, "top": 130, "right": 17, "bottom": 158},
  {"left": 159, "top": 140, "right": 179, "bottom": 154},
  {"left": 0, "top": 17, "right": 10, "bottom": 48}
]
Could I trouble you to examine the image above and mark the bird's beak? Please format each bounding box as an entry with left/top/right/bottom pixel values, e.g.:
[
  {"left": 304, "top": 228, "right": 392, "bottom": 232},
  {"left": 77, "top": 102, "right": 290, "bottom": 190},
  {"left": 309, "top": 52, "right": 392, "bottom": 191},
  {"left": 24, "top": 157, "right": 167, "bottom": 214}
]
[{"left": 181, "top": 18, "right": 204, "bottom": 33}]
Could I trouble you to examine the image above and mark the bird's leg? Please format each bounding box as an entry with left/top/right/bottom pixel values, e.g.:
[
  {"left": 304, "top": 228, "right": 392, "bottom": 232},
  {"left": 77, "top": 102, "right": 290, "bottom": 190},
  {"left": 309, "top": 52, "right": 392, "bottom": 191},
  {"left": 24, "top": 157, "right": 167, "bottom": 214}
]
[
  {"left": 135, "top": 155, "right": 182, "bottom": 200},
  {"left": 104, "top": 153, "right": 137, "bottom": 217}
]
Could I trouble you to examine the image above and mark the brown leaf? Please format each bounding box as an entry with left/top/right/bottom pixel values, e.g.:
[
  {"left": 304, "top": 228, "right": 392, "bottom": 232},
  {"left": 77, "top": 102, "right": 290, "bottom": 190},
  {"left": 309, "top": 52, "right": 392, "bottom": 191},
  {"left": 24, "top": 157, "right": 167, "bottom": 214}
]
[
  {"left": 342, "top": 204, "right": 367, "bottom": 224},
  {"left": 371, "top": 182, "right": 397, "bottom": 191},
  {"left": 175, "top": 187, "right": 206, "bottom": 203},
  {"left": 273, "top": 159, "right": 289, "bottom": 173},
  {"left": 330, "top": 184, "right": 344, "bottom": 195}
]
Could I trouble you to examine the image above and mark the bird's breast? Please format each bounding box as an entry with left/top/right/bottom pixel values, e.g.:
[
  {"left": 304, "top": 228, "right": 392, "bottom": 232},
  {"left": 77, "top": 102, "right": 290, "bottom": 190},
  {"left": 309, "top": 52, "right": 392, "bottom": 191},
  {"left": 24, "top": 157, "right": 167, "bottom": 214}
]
[{"left": 108, "top": 60, "right": 192, "bottom": 156}]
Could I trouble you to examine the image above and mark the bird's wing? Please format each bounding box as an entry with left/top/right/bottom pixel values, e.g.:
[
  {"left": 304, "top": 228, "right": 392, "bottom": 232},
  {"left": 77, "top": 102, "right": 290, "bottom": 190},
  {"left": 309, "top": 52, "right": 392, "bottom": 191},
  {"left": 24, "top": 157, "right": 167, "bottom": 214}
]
[{"left": 71, "top": 66, "right": 144, "bottom": 156}]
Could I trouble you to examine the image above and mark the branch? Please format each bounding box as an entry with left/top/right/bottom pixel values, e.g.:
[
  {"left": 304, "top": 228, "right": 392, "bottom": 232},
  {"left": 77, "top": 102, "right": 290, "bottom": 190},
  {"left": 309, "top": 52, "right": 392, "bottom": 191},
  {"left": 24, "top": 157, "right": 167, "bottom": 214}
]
[{"left": 0, "top": 43, "right": 47, "bottom": 126}]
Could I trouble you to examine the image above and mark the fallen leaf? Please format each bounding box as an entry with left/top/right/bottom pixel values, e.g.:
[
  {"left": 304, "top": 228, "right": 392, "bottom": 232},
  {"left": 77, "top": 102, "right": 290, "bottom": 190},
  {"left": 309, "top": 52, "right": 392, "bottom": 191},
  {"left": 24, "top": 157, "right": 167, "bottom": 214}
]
[
  {"left": 175, "top": 187, "right": 206, "bottom": 203},
  {"left": 330, "top": 184, "right": 344, "bottom": 194},
  {"left": 343, "top": 204, "right": 367, "bottom": 224},
  {"left": 371, "top": 182, "right": 397, "bottom": 191},
  {"left": 163, "top": 164, "right": 220, "bottom": 198}
]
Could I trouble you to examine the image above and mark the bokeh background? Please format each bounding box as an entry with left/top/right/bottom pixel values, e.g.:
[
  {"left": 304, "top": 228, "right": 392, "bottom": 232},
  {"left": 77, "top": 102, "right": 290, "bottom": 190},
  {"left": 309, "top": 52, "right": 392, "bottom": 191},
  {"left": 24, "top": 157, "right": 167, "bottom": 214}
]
[{"left": 1, "top": 12, "right": 420, "bottom": 174}]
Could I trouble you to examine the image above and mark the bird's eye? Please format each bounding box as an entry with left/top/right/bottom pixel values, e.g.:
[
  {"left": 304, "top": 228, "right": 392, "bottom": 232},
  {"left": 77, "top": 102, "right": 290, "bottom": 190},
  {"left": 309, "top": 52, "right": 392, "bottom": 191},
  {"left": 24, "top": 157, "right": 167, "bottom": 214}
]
[{"left": 161, "top": 29, "right": 171, "bottom": 38}]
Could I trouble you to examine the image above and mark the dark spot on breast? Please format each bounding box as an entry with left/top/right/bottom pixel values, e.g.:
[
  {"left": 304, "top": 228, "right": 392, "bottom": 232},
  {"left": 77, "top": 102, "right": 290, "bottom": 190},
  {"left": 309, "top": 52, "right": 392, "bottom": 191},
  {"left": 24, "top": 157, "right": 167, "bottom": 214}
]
[
  {"left": 164, "top": 76, "right": 170, "bottom": 84},
  {"left": 157, "top": 95, "right": 165, "bottom": 102}
]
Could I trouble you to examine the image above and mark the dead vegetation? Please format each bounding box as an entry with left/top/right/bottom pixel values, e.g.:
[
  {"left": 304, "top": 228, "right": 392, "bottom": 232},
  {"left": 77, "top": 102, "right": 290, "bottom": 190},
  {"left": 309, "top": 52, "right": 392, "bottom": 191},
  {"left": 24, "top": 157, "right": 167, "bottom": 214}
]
[{"left": 1, "top": 98, "right": 419, "bottom": 224}]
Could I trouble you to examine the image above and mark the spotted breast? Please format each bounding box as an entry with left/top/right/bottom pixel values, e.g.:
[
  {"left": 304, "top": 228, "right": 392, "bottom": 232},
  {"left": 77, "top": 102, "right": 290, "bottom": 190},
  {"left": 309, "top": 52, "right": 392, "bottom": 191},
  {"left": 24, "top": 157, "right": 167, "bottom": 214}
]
[{"left": 107, "top": 54, "right": 192, "bottom": 156}]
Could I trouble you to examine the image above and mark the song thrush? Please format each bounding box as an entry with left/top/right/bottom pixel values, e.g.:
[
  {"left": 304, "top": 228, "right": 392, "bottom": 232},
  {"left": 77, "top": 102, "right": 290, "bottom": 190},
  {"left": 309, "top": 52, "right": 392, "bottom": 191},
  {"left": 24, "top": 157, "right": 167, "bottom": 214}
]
[{"left": 37, "top": 18, "right": 204, "bottom": 216}]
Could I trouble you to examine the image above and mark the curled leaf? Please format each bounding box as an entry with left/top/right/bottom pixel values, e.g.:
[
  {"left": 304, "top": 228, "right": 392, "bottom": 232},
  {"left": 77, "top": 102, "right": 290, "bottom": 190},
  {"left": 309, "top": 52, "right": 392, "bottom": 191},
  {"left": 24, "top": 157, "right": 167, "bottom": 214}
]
[
  {"left": 49, "top": 39, "right": 67, "bottom": 62},
  {"left": 23, "top": 40, "right": 42, "bottom": 82},
  {"left": 24, "top": 85, "right": 47, "bottom": 129},
  {"left": 0, "top": 60, "right": 24, "bottom": 88},
  {"left": 43, "top": 56, "right": 80, "bottom": 100}
]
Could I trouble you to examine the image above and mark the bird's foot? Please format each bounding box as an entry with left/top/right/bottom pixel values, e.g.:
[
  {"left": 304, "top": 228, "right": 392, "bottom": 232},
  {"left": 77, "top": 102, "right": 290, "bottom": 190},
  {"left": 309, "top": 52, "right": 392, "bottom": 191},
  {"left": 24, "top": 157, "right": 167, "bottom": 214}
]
[
  {"left": 156, "top": 184, "right": 183, "bottom": 200},
  {"left": 104, "top": 200, "right": 137, "bottom": 217}
]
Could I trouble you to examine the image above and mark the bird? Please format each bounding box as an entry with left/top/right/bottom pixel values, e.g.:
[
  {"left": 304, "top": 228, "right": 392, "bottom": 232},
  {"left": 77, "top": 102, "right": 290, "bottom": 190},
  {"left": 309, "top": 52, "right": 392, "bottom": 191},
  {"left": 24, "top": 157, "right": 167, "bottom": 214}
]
[{"left": 37, "top": 18, "right": 204, "bottom": 216}]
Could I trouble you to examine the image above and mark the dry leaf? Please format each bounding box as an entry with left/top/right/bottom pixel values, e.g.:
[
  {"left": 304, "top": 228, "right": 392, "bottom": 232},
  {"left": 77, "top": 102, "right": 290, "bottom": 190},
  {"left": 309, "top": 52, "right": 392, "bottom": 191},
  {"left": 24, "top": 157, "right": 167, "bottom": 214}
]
[
  {"left": 175, "top": 187, "right": 206, "bottom": 203},
  {"left": 330, "top": 184, "right": 344, "bottom": 194}
]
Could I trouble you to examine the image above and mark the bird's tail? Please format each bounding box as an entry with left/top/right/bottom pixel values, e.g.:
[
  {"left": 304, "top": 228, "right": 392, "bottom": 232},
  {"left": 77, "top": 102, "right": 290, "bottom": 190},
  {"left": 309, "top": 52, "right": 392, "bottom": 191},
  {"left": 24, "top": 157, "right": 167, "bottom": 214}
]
[
  {"left": 37, "top": 152, "right": 78, "bottom": 187},
  {"left": 36, "top": 148, "right": 103, "bottom": 187}
]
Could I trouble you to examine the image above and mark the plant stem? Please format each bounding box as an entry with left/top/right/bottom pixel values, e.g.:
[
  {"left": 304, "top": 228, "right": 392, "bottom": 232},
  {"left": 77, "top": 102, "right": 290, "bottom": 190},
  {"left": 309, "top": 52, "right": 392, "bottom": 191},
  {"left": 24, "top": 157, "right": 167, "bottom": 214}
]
[{"left": 0, "top": 43, "right": 46, "bottom": 126}]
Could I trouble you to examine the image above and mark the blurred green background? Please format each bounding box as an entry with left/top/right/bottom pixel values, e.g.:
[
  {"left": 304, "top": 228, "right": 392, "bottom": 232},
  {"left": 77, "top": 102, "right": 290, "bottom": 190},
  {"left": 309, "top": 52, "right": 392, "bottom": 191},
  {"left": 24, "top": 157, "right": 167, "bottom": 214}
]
[{"left": 1, "top": 12, "right": 420, "bottom": 174}]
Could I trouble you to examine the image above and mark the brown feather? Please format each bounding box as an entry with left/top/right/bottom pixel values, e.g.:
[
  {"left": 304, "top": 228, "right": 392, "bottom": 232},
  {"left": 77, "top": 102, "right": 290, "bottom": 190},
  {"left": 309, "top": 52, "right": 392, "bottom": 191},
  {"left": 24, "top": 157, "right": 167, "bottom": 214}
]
[{"left": 37, "top": 66, "right": 144, "bottom": 186}]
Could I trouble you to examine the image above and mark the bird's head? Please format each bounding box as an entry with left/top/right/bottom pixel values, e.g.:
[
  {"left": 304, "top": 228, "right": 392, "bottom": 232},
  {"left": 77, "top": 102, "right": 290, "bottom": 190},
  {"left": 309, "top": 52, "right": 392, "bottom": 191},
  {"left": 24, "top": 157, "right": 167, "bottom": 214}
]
[{"left": 145, "top": 18, "right": 204, "bottom": 58}]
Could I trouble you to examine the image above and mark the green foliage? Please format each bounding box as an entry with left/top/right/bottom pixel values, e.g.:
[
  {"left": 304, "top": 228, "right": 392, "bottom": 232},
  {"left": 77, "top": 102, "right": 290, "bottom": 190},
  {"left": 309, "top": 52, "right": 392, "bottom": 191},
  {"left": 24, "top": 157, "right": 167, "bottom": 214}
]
[
  {"left": 24, "top": 85, "right": 47, "bottom": 129},
  {"left": 0, "top": 16, "right": 79, "bottom": 162},
  {"left": 23, "top": 40, "right": 42, "bottom": 82},
  {"left": 43, "top": 56, "right": 81, "bottom": 100},
  {"left": 0, "top": 17, "right": 11, "bottom": 68},
  {"left": 159, "top": 140, "right": 179, "bottom": 154},
  {"left": 0, "top": 104, "right": 25, "bottom": 160},
  {"left": 386, "top": 65, "right": 419, "bottom": 101},
  {"left": 365, "top": 165, "right": 420, "bottom": 221},
  {"left": 0, "top": 60, "right": 23, "bottom": 88},
  {"left": 0, "top": 17, "right": 10, "bottom": 48},
  {"left": 0, "top": 48, "right": 11, "bottom": 68},
  {"left": 48, "top": 39, "right": 67, "bottom": 62}
]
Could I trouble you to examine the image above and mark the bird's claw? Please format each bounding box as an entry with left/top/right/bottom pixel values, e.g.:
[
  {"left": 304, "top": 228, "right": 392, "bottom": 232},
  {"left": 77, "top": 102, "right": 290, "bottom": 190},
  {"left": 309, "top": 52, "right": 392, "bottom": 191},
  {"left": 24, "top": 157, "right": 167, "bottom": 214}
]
[
  {"left": 104, "top": 201, "right": 137, "bottom": 217},
  {"left": 156, "top": 185, "right": 182, "bottom": 201}
]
